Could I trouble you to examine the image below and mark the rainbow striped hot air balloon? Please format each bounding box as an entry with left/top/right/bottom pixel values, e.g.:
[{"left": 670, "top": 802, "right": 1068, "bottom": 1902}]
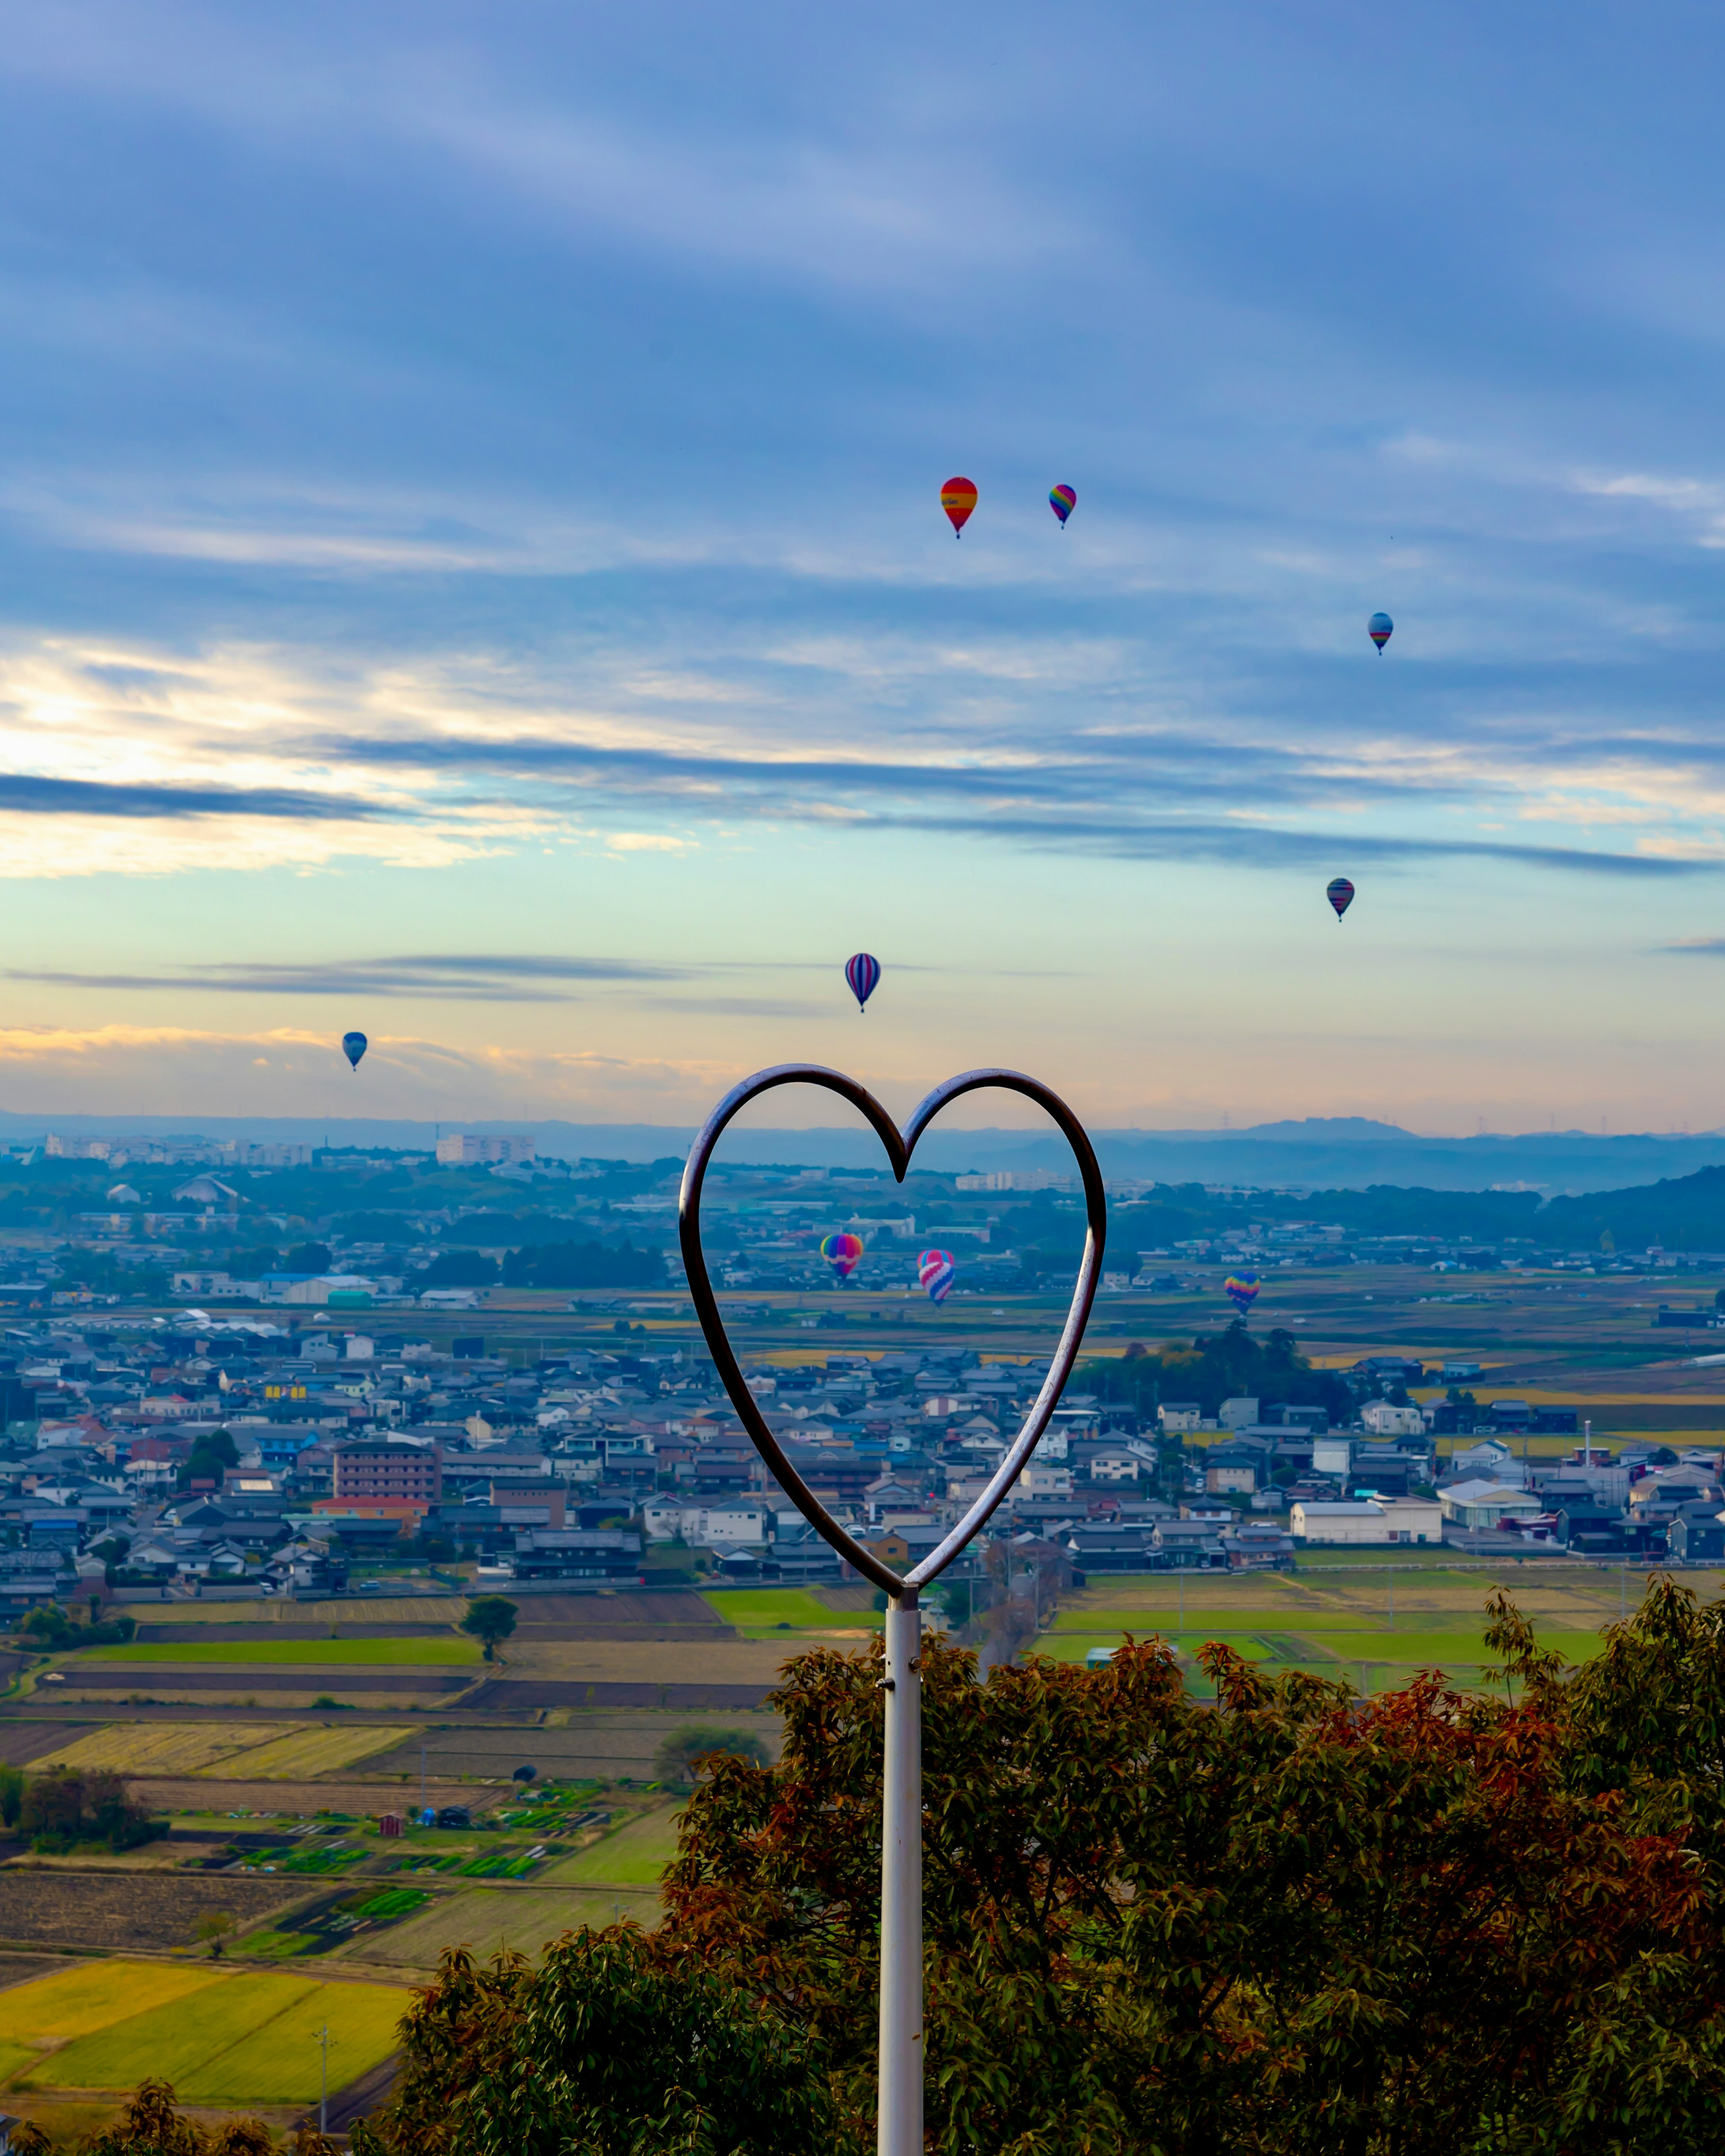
[
  {"left": 941, "top": 476, "right": 978, "bottom": 536},
  {"left": 1368, "top": 611, "right": 1393, "bottom": 652},
  {"left": 845, "top": 952, "right": 881, "bottom": 1011},
  {"left": 821, "top": 1232, "right": 865, "bottom": 1281},
  {"left": 1224, "top": 1272, "right": 1261, "bottom": 1318},
  {"left": 917, "top": 1247, "right": 956, "bottom": 1304},
  {"left": 1049, "top": 483, "right": 1076, "bottom": 527}
]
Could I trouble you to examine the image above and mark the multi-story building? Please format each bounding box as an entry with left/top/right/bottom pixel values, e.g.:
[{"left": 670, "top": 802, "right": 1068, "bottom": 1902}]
[
  {"left": 434, "top": 1133, "right": 537, "bottom": 1166},
  {"left": 332, "top": 1438, "right": 442, "bottom": 1507}
]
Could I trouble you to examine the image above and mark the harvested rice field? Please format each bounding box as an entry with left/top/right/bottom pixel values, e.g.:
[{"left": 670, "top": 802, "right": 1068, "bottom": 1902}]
[
  {"left": 33, "top": 1726, "right": 290, "bottom": 1775},
  {"left": 199, "top": 1726, "right": 407, "bottom": 1778},
  {"left": 0, "top": 1873, "right": 298, "bottom": 1950},
  {"left": 29, "top": 1721, "right": 405, "bottom": 1780}
]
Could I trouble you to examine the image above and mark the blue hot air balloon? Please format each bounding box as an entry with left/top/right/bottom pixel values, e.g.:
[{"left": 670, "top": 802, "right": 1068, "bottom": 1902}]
[
  {"left": 341, "top": 1031, "right": 368, "bottom": 1071},
  {"left": 845, "top": 953, "right": 881, "bottom": 1012},
  {"left": 1368, "top": 611, "right": 1393, "bottom": 652}
]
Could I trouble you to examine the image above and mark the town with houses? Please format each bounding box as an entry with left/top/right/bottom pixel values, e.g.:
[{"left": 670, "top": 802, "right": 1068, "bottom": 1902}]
[{"left": 0, "top": 1133, "right": 1708, "bottom": 1624}]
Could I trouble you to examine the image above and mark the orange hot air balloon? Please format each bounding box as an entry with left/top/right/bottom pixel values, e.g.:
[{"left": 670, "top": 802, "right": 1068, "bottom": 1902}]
[{"left": 941, "top": 477, "right": 978, "bottom": 536}]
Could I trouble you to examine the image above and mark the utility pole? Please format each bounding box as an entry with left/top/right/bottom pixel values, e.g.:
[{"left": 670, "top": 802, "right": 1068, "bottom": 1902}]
[
  {"left": 421, "top": 1741, "right": 427, "bottom": 1816},
  {"left": 1388, "top": 1572, "right": 1393, "bottom": 1630},
  {"left": 316, "top": 2023, "right": 332, "bottom": 2135}
]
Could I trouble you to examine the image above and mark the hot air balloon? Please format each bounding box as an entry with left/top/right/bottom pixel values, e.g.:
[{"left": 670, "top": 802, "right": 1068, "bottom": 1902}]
[
  {"left": 1368, "top": 611, "right": 1393, "bottom": 652},
  {"left": 341, "top": 1031, "right": 367, "bottom": 1071},
  {"left": 941, "top": 477, "right": 978, "bottom": 537},
  {"left": 918, "top": 1247, "right": 956, "bottom": 1304},
  {"left": 1224, "top": 1272, "right": 1261, "bottom": 1317},
  {"left": 1326, "top": 877, "right": 1355, "bottom": 921},
  {"left": 845, "top": 953, "right": 881, "bottom": 1012},
  {"left": 1049, "top": 483, "right": 1076, "bottom": 527},
  {"left": 821, "top": 1231, "right": 865, "bottom": 1281}
]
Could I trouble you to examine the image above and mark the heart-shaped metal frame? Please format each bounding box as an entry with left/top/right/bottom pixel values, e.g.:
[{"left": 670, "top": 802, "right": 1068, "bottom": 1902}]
[{"left": 678, "top": 1064, "right": 1107, "bottom": 1599}]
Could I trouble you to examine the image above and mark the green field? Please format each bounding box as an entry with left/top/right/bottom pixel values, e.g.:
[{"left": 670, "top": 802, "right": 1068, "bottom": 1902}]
[
  {"left": 1038, "top": 1626, "right": 1612, "bottom": 1674},
  {"left": 177, "top": 1982, "right": 407, "bottom": 2103},
  {"left": 25, "top": 1972, "right": 407, "bottom": 2102},
  {"left": 700, "top": 1587, "right": 878, "bottom": 1634},
  {"left": 81, "top": 1637, "right": 479, "bottom": 1666},
  {"left": 545, "top": 1803, "right": 681, "bottom": 1887},
  {"left": 0, "top": 1963, "right": 224, "bottom": 2047},
  {"left": 355, "top": 1887, "right": 625, "bottom": 1967}
]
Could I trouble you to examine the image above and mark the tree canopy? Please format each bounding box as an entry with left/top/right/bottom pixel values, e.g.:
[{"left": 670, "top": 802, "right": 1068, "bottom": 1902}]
[
  {"left": 350, "top": 1577, "right": 1725, "bottom": 2156},
  {"left": 1080, "top": 1320, "right": 1354, "bottom": 1423}
]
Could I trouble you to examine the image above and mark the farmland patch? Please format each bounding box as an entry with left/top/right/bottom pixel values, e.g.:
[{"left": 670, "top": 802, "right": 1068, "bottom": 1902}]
[
  {"left": 200, "top": 1725, "right": 403, "bottom": 1779},
  {"left": 84, "top": 1640, "right": 480, "bottom": 1667},
  {"left": 350, "top": 1887, "right": 621, "bottom": 1968},
  {"left": 544, "top": 1803, "right": 679, "bottom": 1887},
  {"left": 33, "top": 1726, "right": 288, "bottom": 1775},
  {"left": 0, "top": 1727, "right": 100, "bottom": 1768},
  {"left": 0, "top": 1962, "right": 226, "bottom": 2045},
  {"left": 27, "top": 1971, "right": 407, "bottom": 2103},
  {"left": 0, "top": 1873, "right": 297, "bottom": 1950}
]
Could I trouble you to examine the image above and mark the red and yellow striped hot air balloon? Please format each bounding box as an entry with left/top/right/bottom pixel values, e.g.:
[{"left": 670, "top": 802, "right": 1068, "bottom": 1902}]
[{"left": 941, "top": 477, "right": 978, "bottom": 536}]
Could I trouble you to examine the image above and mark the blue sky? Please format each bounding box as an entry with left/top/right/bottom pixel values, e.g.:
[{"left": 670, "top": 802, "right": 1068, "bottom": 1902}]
[{"left": 2, "top": 1, "right": 1725, "bottom": 1132}]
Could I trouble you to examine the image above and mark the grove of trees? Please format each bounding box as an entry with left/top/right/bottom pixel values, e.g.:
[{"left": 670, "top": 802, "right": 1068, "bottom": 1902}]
[{"left": 318, "top": 1577, "right": 1725, "bottom": 2155}]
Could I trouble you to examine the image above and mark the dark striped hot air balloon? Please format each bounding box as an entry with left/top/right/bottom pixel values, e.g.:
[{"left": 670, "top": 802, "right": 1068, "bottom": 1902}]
[
  {"left": 1326, "top": 878, "right": 1355, "bottom": 921},
  {"left": 845, "top": 953, "right": 881, "bottom": 1011}
]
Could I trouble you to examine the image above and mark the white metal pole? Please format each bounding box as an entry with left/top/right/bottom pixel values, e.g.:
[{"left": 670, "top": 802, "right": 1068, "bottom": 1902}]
[{"left": 878, "top": 1592, "right": 923, "bottom": 2156}]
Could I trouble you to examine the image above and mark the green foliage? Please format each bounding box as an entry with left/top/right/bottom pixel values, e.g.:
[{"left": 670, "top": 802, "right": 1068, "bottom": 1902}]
[
  {"left": 373, "top": 1934, "right": 843, "bottom": 2156},
  {"left": 342, "top": 1578, "right": 1725, "bottom": 2154},
  {"left": 284, "top": 1241, "right": 332, "bottom": 1272},
  {"left": 1081, "top": 1320, "right": 1353, "bottom": 1423},
  {"left": 22, "top": 1766, "right": 163, "bottom": 1852},
  {"left": 176, "top": 1428, "right": 239, "bottom": 1491},
  {"left": 414, "top": 1250, "right": 500, "bottom": 1288},
  {"left": 653, "top": 1723, "right": 772, "bottom": 1788},
  {"left": 460, "top": 1596, "right": 518, "bottom": 1659},
  {"left": 500, "top": 1238, "right": 666, "bottom": 1290},
  {"left": 74, "top": 2077, "right": 274, "bottom": 2156},
  {"left": 20, "top": 1602, "right": 137, "bottom": 1649},
  {"left": 0, "top": 1762, "right": 22, "bottom": 1827}
]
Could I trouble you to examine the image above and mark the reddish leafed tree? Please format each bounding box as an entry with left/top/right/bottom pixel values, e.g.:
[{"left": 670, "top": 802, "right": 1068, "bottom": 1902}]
[{"left": 363, "top": 1577, "right": 1725, "bottom": 2156}]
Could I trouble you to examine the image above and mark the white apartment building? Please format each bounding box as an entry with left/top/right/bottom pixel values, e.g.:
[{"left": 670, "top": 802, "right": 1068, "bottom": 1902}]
[
  {"left": 435, "top": 1133, "right": 537, "bottom": 1165},
  {"left": 1362, "top": 1402, "right": 1428, "bottom": 1437},
  {"left": 1291, "top": 1496, "right": 1444, "bottom": 1546}
]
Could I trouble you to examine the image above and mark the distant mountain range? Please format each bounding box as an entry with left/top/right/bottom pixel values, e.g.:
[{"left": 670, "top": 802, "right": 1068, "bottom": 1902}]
[{"left": 3, "top": 1109, "right": 1722, "bottom": 1197}]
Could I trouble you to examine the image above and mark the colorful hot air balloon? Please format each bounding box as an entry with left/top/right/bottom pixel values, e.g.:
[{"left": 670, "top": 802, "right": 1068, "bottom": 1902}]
[
  {"left": 1049, "top": 483, "right": 1076, "bottom": 527},
  {"left": 1368, "top": 611, "right": 1393, "bottom": 652},
  {"left": 821, "top": 1231, "right": 865, "bottom": 1281},
  {"left": 845, "top": 952, "right": 881, "bottom": 1011},
  {"left": 917, "top": 1247, "right": 956, "bottom": 1304},
  {"left": 341, "top": 1031, "right": 367, "bottom": 1071},
  {"left": 1224, "top": 1272, "right": 1261, "bottom": 1317},
  {"left": 1326, "top": 877, "right": 1355, "bottom": 921},
  {"left": 941, "top": 477, "right": 978, "bottom": 537}
]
